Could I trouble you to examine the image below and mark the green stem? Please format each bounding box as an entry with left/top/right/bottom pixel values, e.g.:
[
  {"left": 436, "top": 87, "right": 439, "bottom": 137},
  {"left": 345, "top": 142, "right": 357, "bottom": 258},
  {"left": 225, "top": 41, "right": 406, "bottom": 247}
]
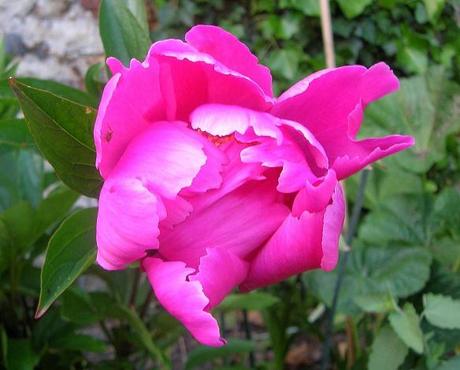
[
  {"left": 129, "top": 269, "right": 141, "bottom": 307},
  {"left": 243, "top": 309, "right": 256, "bottom": 368}
]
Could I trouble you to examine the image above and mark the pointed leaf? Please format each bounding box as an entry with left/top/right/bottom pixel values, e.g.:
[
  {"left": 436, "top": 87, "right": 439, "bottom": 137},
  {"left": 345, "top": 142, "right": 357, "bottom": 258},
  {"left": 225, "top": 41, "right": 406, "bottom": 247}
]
[
  {"left": 9, "top": 78, "right": 102, "bottom": 197},
  {"left": 389, "top": 303, "right": 424, "bottom": 354},
  {"left": 36, "top": 208, "right": 97, "bottom": 318},
  {"left": 368, "top": 326, "right": 408, "bottom": 370},
  {"left": 99, "top": 0, "right": 151, "bottom": 65}
]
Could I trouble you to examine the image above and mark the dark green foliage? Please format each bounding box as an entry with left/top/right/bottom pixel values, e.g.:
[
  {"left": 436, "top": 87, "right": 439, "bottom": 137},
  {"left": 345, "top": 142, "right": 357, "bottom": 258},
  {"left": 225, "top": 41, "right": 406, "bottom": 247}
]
[{"left": 1, "top": 1, "right": 459, "bottom": 369}]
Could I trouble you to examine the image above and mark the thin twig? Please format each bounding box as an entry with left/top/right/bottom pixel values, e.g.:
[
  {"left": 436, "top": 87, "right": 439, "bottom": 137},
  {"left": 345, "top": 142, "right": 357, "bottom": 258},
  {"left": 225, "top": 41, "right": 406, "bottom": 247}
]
[
  {"left": 99, "top": 320, "right": 114, "bottom": 343},
  {"left": 243, "top": 310, "right": 256, "bottom": 368},
  {"left": 319, "top": 0, "right": 336, "bottom": 68},
  {"left": 140, "top": 291, "right": 153, "bottom": 319},
  {"left": 321, "top": 170, "right": 369, "bottom": 370}
]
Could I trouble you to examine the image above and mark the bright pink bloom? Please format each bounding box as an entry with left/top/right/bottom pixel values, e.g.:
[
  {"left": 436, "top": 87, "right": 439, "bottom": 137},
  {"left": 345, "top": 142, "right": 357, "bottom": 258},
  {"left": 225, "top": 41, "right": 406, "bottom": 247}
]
[{"left": 94, "top": 25, "right": 414, "bottom": 346}]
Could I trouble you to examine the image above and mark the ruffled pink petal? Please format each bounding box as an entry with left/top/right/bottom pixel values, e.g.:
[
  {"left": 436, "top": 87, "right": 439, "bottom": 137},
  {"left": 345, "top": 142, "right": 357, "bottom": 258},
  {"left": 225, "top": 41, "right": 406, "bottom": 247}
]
[
  {"left": 291, "top": 169, "right": 338, "bottom": 215},
  {"left": 159, "top": 178, "right": 289, "bottom": 268},
  {"left": 191, "top": 104, "right": 328, "bottom": 193},
  {"left": 94, "top": 58, "right": 167, "bottom": 178},
  {"left": 147, "top": 39, "right": 272, "bottom": 120},
  {"left": 159, "top": 195, "right": 193, "bottom": 230},
  {"left": 190, "top": 248, "right": 249, "bottom": 309},
  {"left": 110, "top": 122, "right": 223, "bottom": 199},
  {"left": 96, "top": 122, "right": 225, "bottom": 269},
  {"left": 96, "top": 177, "right": 166, "bottom": 270},
  {"left": 272, "top": 62, "right": 414, "bottom": 179},
  {"left": 332, "top": 134, "right": 415, "bottom": 179},
  {"left": 241, "top": 182, "right": 345, "bottom": 291},
  {"left": 142, "top": 258, "right": 224, "bottom": 346},
  {"left": 187, "top": 141, "right": 265, "bottom": 212},
  {"left": 185, "top": 25, "right": 273, "bottom": 97}
]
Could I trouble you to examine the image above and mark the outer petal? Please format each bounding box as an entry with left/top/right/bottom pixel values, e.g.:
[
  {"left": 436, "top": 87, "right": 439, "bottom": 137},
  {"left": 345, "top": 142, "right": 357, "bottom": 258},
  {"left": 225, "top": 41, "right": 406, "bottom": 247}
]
[
  {"left": 159, "top": 178, "right": 289, "bottom": 268},
  {"left": 272, "top": 62, "right": 414, "bottom": 179},
  {"left": 96, "top": 122, "right": 223, "bottom": 269},
  {"left": 185, "top": 25, "right": 273, "bottom": 97},
  {"left": 147, "top": 39, "right": 272, "bottom": 120},
  {"left": 241, "top": 183, "right": 345, "bottom": 291},
  {"left": 190, "top": 248, "right": 249, "bottom": 309},
  {"left": 96, "top": 178, "right": 166, "bottom": 270},
  {"left": 142, "top": 258, "right": 224, "bottom": 347},
  {"left": 191, "top": 104, "right": 329, "bottom": 193},
  {"left": 94, "top": 58, "right": 167, "bottom": 178}
]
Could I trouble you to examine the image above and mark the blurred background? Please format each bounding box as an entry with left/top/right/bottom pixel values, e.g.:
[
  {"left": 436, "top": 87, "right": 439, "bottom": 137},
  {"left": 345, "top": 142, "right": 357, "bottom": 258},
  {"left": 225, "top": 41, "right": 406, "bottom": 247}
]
[
  {"left": 2, "top": 0, "right": 459, "bottom": 89},
  {"left": 0, "top": 1, "right": 459, "bottom": 370}
]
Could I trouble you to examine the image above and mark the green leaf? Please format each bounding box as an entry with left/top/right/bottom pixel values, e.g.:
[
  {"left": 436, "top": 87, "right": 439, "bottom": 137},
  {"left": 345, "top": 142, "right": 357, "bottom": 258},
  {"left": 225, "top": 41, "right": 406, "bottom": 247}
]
[
  {"left": 0, "top": 150, "right": 44, "bottom": 210},
  {"left": 431, "top": 188, "right": 460, "bottom": 240},
  {"left": 423, "top": 0, "right": 445, "bottom": 23},
  {"left": 0, "top": 77, "right": 96, "bottom": 108},
  {"left": 0, "top": 119, "right": 34, "bottom": 155},
  {"left": 389, "top": 303, "right": 424, "bottom": 354},
  {"left": 368, "top": 326, "right": 408, "bottom": 370},
  {"left": 354, "top": 292, "right": 397, "bottom": 313},
  {"left": 345, "top": 168, "right": 423, "bottom": 210},
  {"left": 267, "top": 49, "right": 301, "bottom": 81},
  {"left": 0, "top": 218, "right": 9, "bottom": 272},
  {"left": 99, "top": 0, "right": 151, "bottom": 65},
  {"left": 423, "top": 294, "right": 460, "bottom": 329},
  {"left": 0, "top": 187, "right": 78, "bottom": 256},
  {"left": 307, "top": 246, "right": 432, "bottom": 314},
  {"left": 16, "top": 150, "right": 43, "bottom": 207},
  {"left": 397, "top": 46, "right": 428, "bottom": 74},
  {"left": 54, "top": 334, "right": 106, "bottom": 353},
  {"left": 18, "top": 78, "right": 97, "bottom": 108},
  {"left": 217, "top": 292, "right": 279, "bottom": 312},
  {"left": 280, "top": 0, "right": 320, "bottom": 16},
  {"left": 126, "top": 0, "right": 149, "bottom": 32},
  {"left": 358, "top": 195, "right": 429, "bottom": 247},
  {"left": 85, "top": 63, "right": 107, "bottom": 100},
  {"left": 185, "top": 339, "right": 256, "bottom": 370},
  {"left": 34, "top": 186, "right": 79, "bottom": 236},
  {"left": 61, "top": 288, "right": 99, "bottom": 325},
  {"left": 363, "top": 68, "right": 460, "bottom": 173},
  {"left": 112, "top": 305, "right": 170, "bottom": 368},
  {"left": 9, "top": 78, "right": 103, "bottom": 197},
  {"left": 5, "top": 338, "right": 40, "bottom": 370},
  {"left": 437, "top": 356, "right": 460, "bottom": 370},
  {"left": 36, "top": 208, "right": 97, "bottom": 318},
  {"left": 337, "top": 0, "right": 373, "bottom": 18},
  {"left": 1, "top": 201, "right": 36, "bottom": 253}
]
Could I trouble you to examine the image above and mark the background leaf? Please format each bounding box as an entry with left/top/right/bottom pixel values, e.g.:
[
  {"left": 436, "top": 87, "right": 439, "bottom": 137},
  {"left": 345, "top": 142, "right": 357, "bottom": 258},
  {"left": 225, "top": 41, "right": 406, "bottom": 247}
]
[
  {"left": 36, "top": 208, "right": 97, "bottom": 318},
  {"left": 185, "top": 339, "right": 256, "bottom": 370},
  {"left": 368, "top": 326, "right": 408, "bottom": 370},
  {"left": 389, "top": 303, "right": 424, "bottom": 354},
  {"left": 423, "top": 293, "right": 460, "bottom": 329},
  {"left": 99, "top": 0, "right": 151, "bottom": 65},
  {"left": 5, "top": 338, "right": 40, "bottom": 370},
  {"left": 217, "top": 292, "right": 279, "bottom": 312}
]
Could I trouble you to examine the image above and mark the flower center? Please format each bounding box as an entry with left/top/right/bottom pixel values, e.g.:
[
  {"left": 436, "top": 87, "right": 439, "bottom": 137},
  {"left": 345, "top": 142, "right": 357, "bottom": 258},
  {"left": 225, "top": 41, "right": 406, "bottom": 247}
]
[{"left": 196, "top": 129, "right": 234, "bottom": 147}]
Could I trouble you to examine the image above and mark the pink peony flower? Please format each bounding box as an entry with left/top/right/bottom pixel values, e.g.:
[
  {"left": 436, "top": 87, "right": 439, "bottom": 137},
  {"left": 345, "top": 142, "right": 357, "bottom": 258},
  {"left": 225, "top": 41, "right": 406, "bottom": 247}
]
[{"left": 94, "top": 25, "right": 414, "bottom": 346}]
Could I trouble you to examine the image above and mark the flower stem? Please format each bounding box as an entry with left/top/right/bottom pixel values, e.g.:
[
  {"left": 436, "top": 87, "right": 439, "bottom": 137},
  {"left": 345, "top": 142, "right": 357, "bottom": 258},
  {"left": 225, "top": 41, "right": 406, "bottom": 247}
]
[
  {"left": 321, "top": 169, "right": 369, "bottom": 369},
  {"left": 243, "top": 309, "right": 256, "bottom": 368}
]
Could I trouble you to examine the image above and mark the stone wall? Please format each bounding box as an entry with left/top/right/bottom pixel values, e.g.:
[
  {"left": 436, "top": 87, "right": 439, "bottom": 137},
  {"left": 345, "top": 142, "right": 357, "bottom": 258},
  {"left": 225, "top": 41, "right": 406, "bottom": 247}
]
[{"left": 0, "top": 0, "right": 103, "bottom": 87}]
